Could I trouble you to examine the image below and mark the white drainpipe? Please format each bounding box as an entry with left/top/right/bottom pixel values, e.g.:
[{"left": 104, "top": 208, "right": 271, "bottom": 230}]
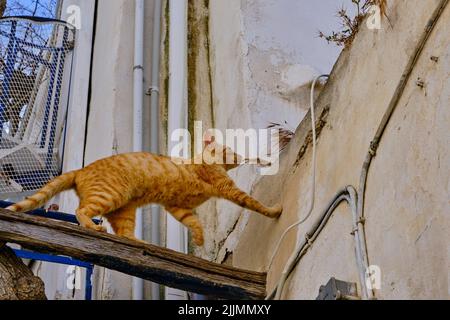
[
  {"left": 166, "top": 0, "right": 188, "bottom": 300},
  {"left": 150, "top": 0, "right": 163, "bottom": 300},
  {"left": 132, "top": 0, "right": 145, "bottom": 300}
]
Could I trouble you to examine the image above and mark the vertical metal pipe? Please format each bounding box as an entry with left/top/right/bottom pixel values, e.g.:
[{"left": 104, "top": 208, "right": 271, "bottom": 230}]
[
  {"left": 166, "top": 0, "right": 188, "bottom": 300},
  {"left": 150, "top": 0, "right": 162, "bottom": 301},
  {"left": 132, "top": 0, "right": 145, "bottom": 301}
]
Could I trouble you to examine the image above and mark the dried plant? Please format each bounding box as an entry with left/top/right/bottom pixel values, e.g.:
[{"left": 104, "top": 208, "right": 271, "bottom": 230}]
[
  {"left": 267, "top": 121, "right": 295, "bottom": 153},
  {"left": 319, "top": 0, "right": 388, "bottom": 48},
  {"left": 371, "top": 0, "right": 387, "bottom": 17}
]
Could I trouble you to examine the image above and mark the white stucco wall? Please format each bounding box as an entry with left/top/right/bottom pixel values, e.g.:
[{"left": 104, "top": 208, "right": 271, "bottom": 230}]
[
  {"left": 210, "top": 0, "right": 450, "bottom": 299},
  {"left": 194, "top": 0, "right": 350, "bottom": 263},
  {"left": 241, "top": 0, "right": 347, "bottom": 128},
  {"left": 39, "top": 0, "right": 355, "bottom": 300},
  {"left": 26, "top": 0, "right": 449, "bottom": 301}
]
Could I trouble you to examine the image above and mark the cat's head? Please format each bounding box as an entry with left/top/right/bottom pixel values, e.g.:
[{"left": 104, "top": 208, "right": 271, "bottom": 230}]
[
  {"left": 201, "top": 134, "right": 243, "bottom": 171},
  {"left": 200, "top": 133, "right": 271, "bottom": 170}
]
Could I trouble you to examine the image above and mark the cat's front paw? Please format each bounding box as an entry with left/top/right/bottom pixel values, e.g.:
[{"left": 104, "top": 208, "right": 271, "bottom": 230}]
[
  {"left": 90, "top": 224, "right": 107, "bottom": 233},
  {"left": 269, "top": 204, "right": 283, "bottom": 218}
]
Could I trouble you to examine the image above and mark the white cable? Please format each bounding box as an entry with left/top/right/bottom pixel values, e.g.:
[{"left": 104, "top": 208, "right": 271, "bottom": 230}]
[{"left": 267, "top": 74, "right": 329, "bottom": 299}]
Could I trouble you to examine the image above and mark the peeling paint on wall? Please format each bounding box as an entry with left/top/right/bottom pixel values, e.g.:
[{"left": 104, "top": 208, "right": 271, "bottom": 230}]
[
  {"left": 229, "top": 0, "right": 450, "bottom": 299},
  {"left": 189, "top": 0, "right": 349, "bottom": 264}
]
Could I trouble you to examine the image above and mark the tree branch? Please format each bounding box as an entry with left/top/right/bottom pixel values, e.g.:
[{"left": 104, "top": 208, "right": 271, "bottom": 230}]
[{"left": 0, "top": 243, "right": 47, "bottom": 300}]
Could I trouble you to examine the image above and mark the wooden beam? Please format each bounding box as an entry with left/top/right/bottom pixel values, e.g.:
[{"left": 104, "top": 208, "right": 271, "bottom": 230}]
[{"left": 0, "top": 209, "right": 266, "bottom": 299}]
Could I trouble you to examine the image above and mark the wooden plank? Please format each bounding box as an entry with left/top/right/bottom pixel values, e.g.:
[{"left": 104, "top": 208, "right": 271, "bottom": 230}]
[{"left": 0, "top": 209, "right": 266, "bottom": 300}]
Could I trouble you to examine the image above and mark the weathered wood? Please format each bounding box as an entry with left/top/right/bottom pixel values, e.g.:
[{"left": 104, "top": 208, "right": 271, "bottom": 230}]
[
  {"left": 0, "top": 209, "right": 266, "bottom": 299},
  {"left": 0, "top": 244, "right": 46, "bottom": 300}
]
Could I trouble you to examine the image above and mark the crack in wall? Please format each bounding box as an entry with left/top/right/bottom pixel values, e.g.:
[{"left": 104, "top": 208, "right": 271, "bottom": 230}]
[{"left": 293, "top": 105, "right": 330, "bottom": 170}]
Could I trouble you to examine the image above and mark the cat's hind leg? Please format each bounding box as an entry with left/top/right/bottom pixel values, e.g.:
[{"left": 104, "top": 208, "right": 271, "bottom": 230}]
[
  {"left": 76, "top": 206, "right": 107, "bottom": 233},
  {"left": 76, "top": 191, "right": 125, "bottom": 233},
  {"left": 166, "top": 207, "right": 204, "bottom": 246}
]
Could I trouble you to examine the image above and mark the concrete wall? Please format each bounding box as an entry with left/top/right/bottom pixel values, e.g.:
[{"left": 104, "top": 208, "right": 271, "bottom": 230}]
[
  {"left": 190, "top": 0, "right": 349, "bottom": 263},
  {"left": 34, "top": 0, "right": 356, "bottom": 300},
  {"left": 192, "top": 0, "right": 449, "bottom": 299},
  {"left": 25, "top": 0, "right": 449, "bottom": 300}
]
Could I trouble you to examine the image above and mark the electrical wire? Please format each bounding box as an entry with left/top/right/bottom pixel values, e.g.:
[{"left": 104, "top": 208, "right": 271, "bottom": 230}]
[
  {"left": 357, "top": 0, "right": 449, "bottom": 266},
  {"left": 266, "top": 0, "right": 448, "bottom": 300},
  {"left": 266, "top": 185, "right": 371, "bottom": 300},
  {"left": 266, "top": 188, "right": 348, "bottom": 299},
  {"left": 265, "top": 75, "right": 329, "bottom": 299},
  {"left": 355, "top": 0, "right": 448, "bottom": 300}
]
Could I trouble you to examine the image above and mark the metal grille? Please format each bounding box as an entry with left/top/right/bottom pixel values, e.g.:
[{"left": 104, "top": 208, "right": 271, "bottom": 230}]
[{"left": 0, "top": 16, "right": 75, "bottom": 196}]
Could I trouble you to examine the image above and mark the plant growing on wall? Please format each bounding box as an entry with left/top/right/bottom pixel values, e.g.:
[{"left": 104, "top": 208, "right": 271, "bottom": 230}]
[
  {"left": 267, "top": 122, "right": 295, "bottom": 153},
  {"left": 318, "top": 0, "right": 388, "bottom": 48}
]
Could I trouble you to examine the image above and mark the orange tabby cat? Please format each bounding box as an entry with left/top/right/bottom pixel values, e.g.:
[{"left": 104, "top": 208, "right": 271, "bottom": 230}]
[{"left": 6, "top": 137, "right": 282, "bottom": 246}]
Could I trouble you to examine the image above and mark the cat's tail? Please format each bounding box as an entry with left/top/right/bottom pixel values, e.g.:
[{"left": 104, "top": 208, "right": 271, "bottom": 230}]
[{"left": 6, "top": 170, "right": 78, "bottom": 213}]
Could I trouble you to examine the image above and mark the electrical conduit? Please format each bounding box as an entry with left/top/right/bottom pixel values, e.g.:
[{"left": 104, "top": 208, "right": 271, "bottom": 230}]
[
  {"left": 268, "top": 0, "right": 448, "bottom": 299},
  {"left": 268, "top": 75, "right": 373, "bottom": 300}
]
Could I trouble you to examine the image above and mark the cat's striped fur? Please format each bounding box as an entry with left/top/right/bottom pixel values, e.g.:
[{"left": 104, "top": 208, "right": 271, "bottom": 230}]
[{"left": 6, "top": 142, "right": 282, "bottom": 246}]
